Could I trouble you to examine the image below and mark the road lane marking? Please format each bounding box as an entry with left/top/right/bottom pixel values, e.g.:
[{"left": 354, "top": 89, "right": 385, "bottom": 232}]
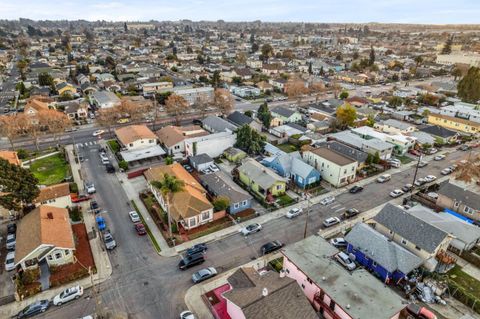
[
  {"left": 334, "top": 207, "right": 346, "bottom": 213},
  {"left": 330, "top": 204, "right": 341, "bottom": 209}
]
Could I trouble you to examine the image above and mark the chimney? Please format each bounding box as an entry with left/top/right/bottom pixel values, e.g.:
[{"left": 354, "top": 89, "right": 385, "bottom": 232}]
[{"left": 47, "top": 212, "right": 54, "bottom": 219}]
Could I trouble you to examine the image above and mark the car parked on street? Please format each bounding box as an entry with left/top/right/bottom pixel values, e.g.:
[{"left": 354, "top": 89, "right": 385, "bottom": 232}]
[
  {"left": 85, "top": 182, "right": 96, "bottom": 194},
  {"left": 330, "top": 238, "right": 347, "bottom": 248},
  {"left": 53, "top": 286, "right": 84, "bottom": 306},
  {"left": 106, "top": 163, "right": 115, "bottom": 173},
  {"left": 424, "top": 175, "right": 437, "bottom": 183},
  {"left": 129, "top": 211, "right": 141, "bottom": 223},
  {"left": 192, "top": 267, "right": 218, "bottom": 284},
  {"left": 335, "top": 252, "right": 356, "bottom": 271},
  {"left": 427, "top": 148, "right": 438, "bottom": 155},
  {"left": 179, "top": 253, "right": 205, "bottom": 270},
  {"left": 6, "top": 233, "right": 16, "bottom": 250},
  {"left": 180, "top": 311, "right": 196, "bottom": 319},
  {"left": 92, "top": 129, "right": 105, "bottom": 136},
  {"left": 402, "top": 184, "right": 413, "bottom": 192},
  {"left": 102, "top": 230, "right": 117, "bottom": 250},
  {"left": 240, "top": 223, "right": 262, "bottom": 236},
  {"left": 15, "top": 300, "right": 50, "bottom": 318},
  {"left": 434, "top": 155, "right": 446, "bottom": 161},
  {"left": 135, "top": 223, "right": 147, "bottom": 236},
  {"left": 285, "top": 207, "right": 302, "bottom": 218},
  {"left": 320, "top": 196, "right": 335, "bottom": 205},
  {"left": 342, "top": 208, "right": 359, "bottom": 219},
  {"left": 414, "top": 178, "right": 427, "bottom": 186},
  {"left": 441, "top": 168, "right": 452, "bottom": 175},
  {"left": 5, "top": 251, "right": 15, "bottom": 271},
  {"left": 388, "top": 159, "right": 401, "bottom": 168},
  {"left": 349, "top": 186, "right": 364, "bottom": 194},
  {"left": 186, "top": 243, "right": 208, "bottom": 256},
  {"left": 376, "top": 174, "right": 391, "bottom": 183},
  {"left": 323, "top": 217, "right": 340, "bottom": 228},
  {"left": 418, "top": 160, "right": 428, "bottom": 168},
  {"left": 7, "top": 223, "right": 16, "bottom": 234},
  {"left": 389, "top": 189, "right": 404, "bottom": 198},
  {"left": 96, "top": 216, "right": 106, "bottom": 231},
  {"left": 261, "top": 240, "right": 284, "bottom": 255}
]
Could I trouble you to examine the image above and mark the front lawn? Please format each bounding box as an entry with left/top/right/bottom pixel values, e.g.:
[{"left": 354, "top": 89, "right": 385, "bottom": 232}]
[
  {"left": 277, "top": 143, "right": 298, "bottom": 153},
  {"left": 30, "top": 153, "right": 70, "bottom": 185},
  {"left": 276, "top": 194, "right": 294, "bottom": 206},
  {"left": 395, "top": 155, "right": 413, "bottom": 164}
]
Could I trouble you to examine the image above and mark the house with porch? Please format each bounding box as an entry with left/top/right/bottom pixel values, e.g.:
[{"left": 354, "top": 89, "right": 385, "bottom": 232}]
[
  {"left": 14, "top": 206, "right": 75, "bottom": 271},
  {"left": 436, "top": 181, "right": 480, "bottom": 222},
  {"left": 270, "top": 107, "right": 303, "bottom": 127},
  {"left": 419, "top": 125, "right": 460, "bottom": 144},
  {"left": 33, "top": 183, "right": 72, "bottom": 208},
  {"left": 144, "top": 163, "right": 214, "bottom": 230},
  {"left": 237, "top": 158, "right": 286, "bottom": 202},
  {"left": 115, "top": 125, "right": 166, "bottom": 164},
  {"left": 156, "top": 125, "right": 209, "bottom": 157},
  {"left": 282, "top": 235, "right": 406, "bottom": 319}
]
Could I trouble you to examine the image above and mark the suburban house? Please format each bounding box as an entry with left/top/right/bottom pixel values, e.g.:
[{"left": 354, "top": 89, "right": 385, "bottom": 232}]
[
  {"left": 188, "top": 153, "right": 214, "bottom": 172},
  {"left": 144, "top": 163, "right": 214, "bottom": 230},
  {"left": 270, "top": 107, "right": 303, "bottom": 127},
  {"left": 227, "top": 111, "right": 263, "bottom": 132},
  {"left": 302, "top": 147, "right": 357, "bottom": 187},
  {"left": 407, "top": 205, "right": 480, "bottom": 253},
  {"left": 201, "top": 115, "right": 237, "bottom": 133},
  {"left": 236, "top": 158, "right": 287, "bottom": 202},
  {"left": 184, "top": 131, "right": 236, "bottom": 158},
  {"left": 115, "top": 125, "right": 165, "bottom": 164},
  {"left": 321, "top": 141, "right": 369, "bottom": 169},
  {"left": 282, "top": 235, "right": 406, "bottom": 319},
  {"left": 62, "top": 101, "right": 89, "bottom": 120},
  {"left": 261, "top": 151, "right": 321, "bottom": 189},
  {"left": 14, "top": 206, "right": 75, "bottom": 271},
  {"left": 328, "top": 130, "right": 394, "bottom": 160},
  {"left": 222, "top": 267, "right": 318, "bottom": 319},
  {"left": 199, "top": 171, "right": 253, "bottom": 214},
  {"left": 436, "top": 181, "right": 480, "bottom": 222},
  {"left": 419, "top": 125, "right": 460, "bottom": 144},
  {"left": 0, "top": 150, "right": 21, "bottom": 166},
  {"left": 34, "top": 183, "right": 72, "bottom": 208},
  {"left": 142, "top": 81, "right": 174, "bottom": 96},
  {"left": 24, "top": 96, "right": 53, "bottom": 123},
  {"left": 370, "top": 204, "right": 454, "bottom": 272},
  {"left": 269, "top": 123, "right": 306, "bottom": 140},
  {"left": 90, "top": 91, "right": 121, "bottom": 109},
  {"left": 345, "top": 223, "right": 423, "bottom": 284},
  {"left": 351, "top": 126, "right": 416, "bottom": 155},
  {"left": 374, "top": 119, "right": 416, "bottom": 135},
  {"left": 223, "top": 147, "right": 247, "bottom": 163},
  {"left": 428, "top": 113, "right": 480, "bottom": 135},
  {"left": 56, "top": 82, "right": 77, "bottom": 96},
  {"left": 156, "top": 125, "right": 209, "bottom": 157}
]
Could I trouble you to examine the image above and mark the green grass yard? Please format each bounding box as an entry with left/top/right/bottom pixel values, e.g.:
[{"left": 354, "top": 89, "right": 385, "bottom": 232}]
[
  {"left": 277, "top": 143, "right": 298, "bottom": 153},
  {"left": 30, "top": 153, "right": 70, "bottom": 186},
  {"left": 448, "top": 266, "right": 480, "bottom": 300}
]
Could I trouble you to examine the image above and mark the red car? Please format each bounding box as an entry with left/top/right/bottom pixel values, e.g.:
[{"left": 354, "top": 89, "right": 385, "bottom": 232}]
[
  {"left": 409, "top": 149, "right": 421, "bottom": 156},
  {"left": 71, "top": 193, "right": 92, "bottom": 203},
  {"left": 135, "top": 223, "right": 147, "bottom": 236},
  {"left": 406, "top": 304, "right": 437, "bottom": 319}
]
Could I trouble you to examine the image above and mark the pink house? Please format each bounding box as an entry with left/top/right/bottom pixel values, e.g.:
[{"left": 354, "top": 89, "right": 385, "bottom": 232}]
[
  {"left": 222, "top": 267, "right": 318, "bottom": 319},
  {"left": 281, "top": 236, "right": 406, "bottom": 319}
]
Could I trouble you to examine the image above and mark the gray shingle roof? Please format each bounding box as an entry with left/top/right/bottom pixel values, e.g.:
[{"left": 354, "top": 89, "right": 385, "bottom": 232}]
[
  {"left": 437, "top": 182, "right": 480, "bottom": 210},
  {"left": 322, "top": 141, "right": 368, "bottom": 163},
  {"left": 373, "top": 204, "right": 449, "bottom": 253},
  {"left": 199, "top": 171, "right": 252, "bottom": 204},
  {"left": 238, "top": 158, "right": 286, "bottom": 189},
  {"left": 189, "top": 153, "right": 213, "bottom": 166},
  {"left": 345, "top": 223, "right": 423, "bottom": 274},
  {"left": 383, "top": 119, "right": 413, "bottom": 131},
  {"left": 201, "top": 115, "right": 237, "bottom": 133},
  {"left": 227, "top": 111, "right": 253, "bottom": 126},
  {"left": 272, "top": 107, "right": 296, "bottom": 118},
  {"left": 420, "top": 125, "right": 458, "bottom": 138}
]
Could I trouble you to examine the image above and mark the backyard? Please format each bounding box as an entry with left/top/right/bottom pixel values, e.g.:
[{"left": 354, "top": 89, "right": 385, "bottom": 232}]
[
  {"left": 277, "top": 143, "right": 299, "bottom": 153},
  {"left": 29, "top": 153, "right": 70, "bottom": 185},
  {"left": 447, "top": 265, "right": 480, "bottom": 313}
]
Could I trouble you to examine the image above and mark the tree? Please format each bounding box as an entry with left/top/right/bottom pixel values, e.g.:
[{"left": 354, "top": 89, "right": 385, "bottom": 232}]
[
  {"left": 414, "top": 56, "right": 423, "bottom": 68},
  {"left": 42, "top": 109, "right": 71, "bottom": 144},
  {"left": 366, "top": 153, "right": 373, "bottom": 165},
  {"left": 124, "top": 22, "right": 128, "bottom": 32},
  {"left": 150, "top": 173, "right": 185, "bottom": 240},
  {"left": 231, "top": 76, "right": 243, "bottom": 85},
  {"left": 260, "top": 44, "right": 274, "bottom": 62},
  {"left": 235, "top": 125, "right": 266, "bottom": 155},
  {"left": 214, "top": 88, "right": 234, "bottom": 116},
  {"left": 366, "top": 114, "right": 375, "bottom": 127},
  {"left": 16, "top": 60, "right": 28, "bottom": 77},
  {"left": 369, "top": 46, "right": 375, "bottom": 66},
  {"left": 335, "top": 103, "right": 357, "bottom": 128},
  {"left": 165, "top": 94, "right": 189, "bottom": 125},
  {"left": 457, "top": 67, "right": 480, "bottom": 103},
  {"left": 454, "top": 153, "right": 480, "bottom": 184},
  {"left": 96, "top": 108, "right": 117, "bottom": 134},
  {"left": 0, "top": 115, "right": 24, "bottom": 150},
  {"left": 193, "top": 93, "right": 211, "bottom": 119},
  {"left": 257, "top": 102, "right": 272, "bottom": 129},
  {"left": 244, "top": 110, "right": 253, "bottom": 117},
  {"left": 211, "top": 71, "right": 221, "bottom": 88},
  {"left": 388, "top": 96, "right": 403, "bottom": 107},
  {"left": 285, "top": 80, "right": 307, "bottom": 103},
  {"left": 339, "top": 91, "right": 349, "bottom": 100},
  {"left": 308, "top": 62, "right": 313, "bottom": 75},
  {"left": 451, "top": 66, "right": 462, "bottom": 81},
  {"left": 373, "top": 152, "right": 381, "bottom": 164},
  {"left": 213, "top": 196, "right": 230, "bottom": 212},
  {"left": 164, "top": 156, "right": 174, "bottom": 165},
  {"left": 251, "top": 42, "right": 259, "bottom": 53},
  {"left": 441, "top": 36, "right": 453, "bottom": 55},
  {"left": 237, "top": 52, "right": 247, "bottom": 64},
  {"left": 0, "top": 158, "right": 40, "bottom": 211}
]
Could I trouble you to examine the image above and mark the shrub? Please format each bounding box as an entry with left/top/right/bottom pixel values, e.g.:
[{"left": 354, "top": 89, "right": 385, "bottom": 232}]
[
  {"left": 213, "top": 196, "right": 230, "bottom": 212},
  {"left": 119, "top": 160, "right": 128, "bottom": 171},
  {"left": 69, "top": 182, "right": 78, "bottom": 194},
  {"left": 17, "top": 149, "right": 29, "bottom": 159},
  {"left": 69, "top": 206, "right": 82, "bottom": 222}
]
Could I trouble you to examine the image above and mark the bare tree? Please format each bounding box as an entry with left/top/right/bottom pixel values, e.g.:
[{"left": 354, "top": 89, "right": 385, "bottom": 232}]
[
  {"left": 96, "top": 108, "right": 118, "bottom": 134},
  {"left": 194, "top": 93, "right": 211, "bottom": 119},
  {"left": 0, "top": 115, "right": 23, "bottom": 150},
  {"left": 455, "top": 152, "right": 480, "bottom": 184},
  {"left": 165, "top": 94, "right": 189, "bottom": 125},
  {"left": 285, "top": 80, "right": 308, "bottom": 105},
  {"left": 43, "top": 110, "right": 71, "bottom": 144},
  {"left": 214, "top": 88, "right": 234, "bottom": 116}
]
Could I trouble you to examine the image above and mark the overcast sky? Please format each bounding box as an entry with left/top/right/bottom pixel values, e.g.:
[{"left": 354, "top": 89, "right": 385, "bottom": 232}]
[{"left": 1, "top": 0, "right": 479, "bottom": 23}]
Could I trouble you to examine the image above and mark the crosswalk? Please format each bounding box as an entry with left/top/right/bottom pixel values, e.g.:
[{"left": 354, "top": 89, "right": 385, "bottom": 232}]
[{"left": 76, "top": 141, "right": 97, "bottom": 148}]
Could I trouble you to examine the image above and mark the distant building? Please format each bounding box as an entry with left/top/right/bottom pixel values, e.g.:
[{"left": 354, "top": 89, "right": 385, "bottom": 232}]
[
  {"left": 90, "top": 91, "right": 121, "bottom": 109},
  {"left": 436, "top": 53, "right": 480, "bottom": 67}
]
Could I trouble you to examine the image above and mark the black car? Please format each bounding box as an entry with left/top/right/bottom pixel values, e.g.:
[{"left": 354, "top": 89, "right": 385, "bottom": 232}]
[
  {"left": 16, "top": 300, "right": 50, "bottom": 318},
  {"left": 186, "top": 243, "right": 208, "bottom": 256},
  {"left": 178, "top": 253, "right": 205, "bottom": 270},
  {"left": 90, "top": 200, "right": 99, "bottom": 210},
  {"left": 261, "top": 240, "right": 284, "bottom": 255},
  {"left": 106, "top": 163, "right": 115, "bottom": 173},
  {"left": 349, "top": 186, "right": 364, "bottom": 194},
  {"left": 342, "top": 208, "right": 360, "bottom": 219},
  {"left": 7, "top": 223, "right": 17, "bottom": 234}
]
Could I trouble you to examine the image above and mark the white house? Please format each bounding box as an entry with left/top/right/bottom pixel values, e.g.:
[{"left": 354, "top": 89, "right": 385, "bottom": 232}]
[
  {"left": 34, "top": 183, "right": 72, "bottom": 208},
  {"left": 90, "top": 91, "right": 121, "bottom": 109},
  {"left": 115, "top": 125, "right": 166, "bottom": 163},
  {"left": 185, "top": 131, "right": 236, "bottom": 158}
]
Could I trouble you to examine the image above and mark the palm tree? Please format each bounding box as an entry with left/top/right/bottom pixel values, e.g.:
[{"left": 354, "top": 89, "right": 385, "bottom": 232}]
[{"left": 150, "top": 173, "right": 185, "bottom": 241}]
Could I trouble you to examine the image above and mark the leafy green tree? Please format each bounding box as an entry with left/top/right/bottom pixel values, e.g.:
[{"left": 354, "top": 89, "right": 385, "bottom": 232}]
[
  {"left": 213, "top": 196, "right": 230, "bottom": 212},
  {"left": 373, "top": 152, "right": 381, "bottom": 164},
  {"left": 366, "top": 114, "right": 375, "bottom": 127},
  {"left": 211, "top": 70, "right": 221, "bottom": 88},
  {"left": 260, "top": 44, "right": 274, "bottom": 61},
  {"left": 414, "top": 56, "right": 423, "bottom": 67},
  {"left": 335, "top": 103, "right": 357, "bottom": 128},
  {"left": 235, "top": 125, "right": 266, "bottom": 155},
  {"left": 388, "top": 96, "right": 403, "bottom": 107},
  {"left": 151, "top": 174, "right": 185, "bottom": 238},
  {"left": 0, "top": 158, "right": 40, "bottom": 211},
  {"left": 251, "top": 42, "right": 259, "bottom": 53},
  {"left": 457, "top": 67, "right": 480, "bottom": 103},
  {"left": 165, "top": 156, "right": 173, "bottom": 165},
  {"left": 339, "top": 91, "right": 349, "bottom": 100},
  {"left": 369, "top": 46, "right": 375, "bottom": 66},
  {"left": 441, "top": 37, "right": 453, "bottom": 54},
  {"left": 232, "top": 77, "right": 242, "bottom": 85},
  {"left": 257, "top": 102, "right": 272, "bottom": 129},
  {"left": 244, "top": 110, "right": 253, "bottom": 117},
  {"left": 366, "top": 153, "right": 373, "bottom": 165}
]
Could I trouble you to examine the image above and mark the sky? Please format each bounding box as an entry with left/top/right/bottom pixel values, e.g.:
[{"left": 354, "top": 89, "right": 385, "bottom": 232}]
[{"left": 1, "top": 0, "right": 480, "bottom": 24}]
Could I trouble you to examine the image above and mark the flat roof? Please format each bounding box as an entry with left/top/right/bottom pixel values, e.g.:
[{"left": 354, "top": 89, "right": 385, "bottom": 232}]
[
  {"left": 120, "top": 145, "right": 166, "bottom": 162},
  {"left": 282, "top": 235, "right": 405, "bottom": 319}
]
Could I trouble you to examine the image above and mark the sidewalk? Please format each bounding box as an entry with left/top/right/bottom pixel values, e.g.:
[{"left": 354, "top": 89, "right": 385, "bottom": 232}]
[
  {"left": 0, "top": 145, "right": 112, "bottom": 318},
  {"left": 184, "top": 252, "right": 282, "bottom": 319}
]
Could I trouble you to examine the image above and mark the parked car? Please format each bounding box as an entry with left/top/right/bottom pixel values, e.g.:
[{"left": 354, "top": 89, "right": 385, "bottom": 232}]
[
  {"left": 441, "top": 168, "right": 452, "bottom": 175},
  {"left": 7, "top": 223, "right": 16, "bottom": 234},
  {"left": 180, "top": 311, "right": 196, "bottom": 319},
  {"left": 85, "top": 182, "right": 96, "bottom": 194},
  {"left": 427, "top": 148, "right": 438, "bottom": 155},
  {"left": 335, "top": 252, "right": 356, "bottom": 271},
  {"left": 106, "top": 163, "right": 115, "bottom": 173},
  {"left": 285, "top": 207, "right": 302, "bottom": 218},
  {"left": 459, "top": 145, "right": 471, "bottom": 151},
  {"left": 5, "top": 251, "right": 15, "bottom": 271},
  {"left": 349, "top": 186, "right": 364, "bottom": 194},
  {"left": 448, "top": 164, "right": 458, "bottom": 171},
  {"left": 376, "top": 174, "right": 391, "bottom": 183},
  {"left": 129, "top": 211, "right": 141, "bottom": 223},
  {"left": 388, "top": 159, "right": 401, "bottom": 168},
  {"left": 191, "top": 267, "right": 218, "bottom": 284},
  {"left": 92, "top": 129, "right": 105, "bottom": 136},
  {"left": 414, "top": 178, "right": 427, "bottom": 186},
  {"left": 427, "top": 192, "right": 439, "bottom": 200},
  {"left": 15, "top": 300, "right": 50, "bottom": 318},
  {"left": 96, "top": 216, "right": 106, "bottom": 231},
  {"left": 434, "top": 155, "right": 446, "bottom": 161},
  {"left": 405, "top": 303, "right": 437, "bottom": 319},
  {"left": 209, "top": 164, "right": 220, "bottom": 172},
  {"left": 186, "top": 243, "right": 208, "bottom": 256},
  {"left": 240, "top": 223, "right": 262, "bottom": 236},
  {"left": 103, "top": 231, "right": 117, "bottom": 250},
  {"left": 342, "top": 208, "right": 359, "bottom": 219},
  {"left": 409, "top": 149, "right": 421, "bottom": 156},
  {"left": 330, "top": 238, "right": 347, "bottom": 248},
  {"left": 261, "top": 240, "right": 284, "bottom": 255},
  {"left": 402, "top": 184, "right": 413, "bottom": 192},
  {"left": 135, "top": 223, "right": 147, "bottom": 236},
  {"left": 323, "top": 217, "right": 341, "bottom": 228},
  {"left": 418, "top": 160, "right": 428, "bottom": 168},
  {"left": 6, "top": 233, "right": 16, "bottom": 250},
  {"left": 320, "top": 196, "right": 335, "bottom": 205},
  {"left": 389, "top": 189, "right": 404, "bottom": 198},
  {"left": 424, "top": 175, "right": 437, "bottom": 183},
  {"left": 53, "top": 286, "right": 84, "bottom": 306},
  {"left": 182, "top": 164, "right": 193, "bottom": 173},
  {"left": 178, "top": 253, "right": 205, "bottom": 270},
  {"left": 71, "top": 193, "right": 91, "bottom": 203}
]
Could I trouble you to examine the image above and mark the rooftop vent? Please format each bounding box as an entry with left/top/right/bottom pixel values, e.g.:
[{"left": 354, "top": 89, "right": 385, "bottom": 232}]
[{"left": 47, "top": 212, "right": 54, "bottom": 219}]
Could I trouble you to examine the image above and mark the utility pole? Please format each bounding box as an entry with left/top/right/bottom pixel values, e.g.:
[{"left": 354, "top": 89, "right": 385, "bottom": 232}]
[
  {"left": 303, "top": 191, "right": 311, "bottom": 239},
  {"left": 410, "top": 150, "right": 423, "bottom": 195}
]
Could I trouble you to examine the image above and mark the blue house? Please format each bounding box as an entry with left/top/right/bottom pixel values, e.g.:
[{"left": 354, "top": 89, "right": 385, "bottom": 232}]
[
  {"left": 261, "top": 151, "right": 321, "bottom": 189},
  {"left": 345, "top": 223, "right": 423, "bottom": 284}
]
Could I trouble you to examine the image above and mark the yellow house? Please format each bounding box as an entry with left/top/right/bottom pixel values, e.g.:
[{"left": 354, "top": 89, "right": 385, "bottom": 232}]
[
  {"left": 57, "top": 82, "right": 77, "bottom": 96},
  {"left": 428, "top": 113, "right": 480, "bottom": 135}
]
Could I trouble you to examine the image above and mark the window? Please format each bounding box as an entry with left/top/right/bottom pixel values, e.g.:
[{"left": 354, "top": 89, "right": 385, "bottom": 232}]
[
  {"left": 242, "top": 200, "right": 248, "bottom": 206},
  {"left": 454, "top": 201, "right": 460, "bottom": 208},
  {"left": 301, "top": 283, "right": 305, "bottom": 289},
  {"left": 297, "top": 176, "right": 303, "bottom": 183},
  {"left": 47, "top": 255, "right": 53, "bottom": 261},
  {"left": 286, "top": 268, "right": 290, "bottom": 274},
  {"left": 149, "top": 139, "right": 154, "bottom": 143},
  {"left": 190, "top": 218, "right": 196, "bottom": 227},
  {"left": 55, "top": 252, "right": 62, "bottom": 259},
  {"left": 201, "top": 211, "right": 210, "bottom": 220},
  {"left": 129, "top": 143, "right": 133, "bottom": 147},
  {"left": 65, "top": 250, "right": 70, "bottom": 255},
  {"left": 141, "top": 140, "right": 144, "bottom": 143},
  {"left": 174, "top": 145, "right": 180, "bottom": 150},
  {"left": 389, "top": 230, "right": 393, "bottom": 235},
  {"left": 344, "top": 169, "right": 347, "bottom": 174},
  {"left": 401, "top": 238, "right": 407, "bottom": 245},
  {"left": 321, "top": 162, "right": 324, "bottom": 168},
  {"left": 276, "top": 185, "right": 282, "bottom": 190},
  {"left": 233, "top": 203, "right": 240, "bottom": 209},
  {"left": 307, "top": 277, "right": 313, "bottom": 284},
  {"left": 329, "top": 300, "right": 336, "bottom": 311},
  {"left": 464, "top": 206, "right": 474, "bottom": 215},
  {"left": 351, "top": 166, "right": 355, "bottom": 171},
  {"left": 415, "top": 245, "right": 421, "bottom": 251},
  {"left": 372, "top": 261, "right": 377, "bottom": 267}
]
